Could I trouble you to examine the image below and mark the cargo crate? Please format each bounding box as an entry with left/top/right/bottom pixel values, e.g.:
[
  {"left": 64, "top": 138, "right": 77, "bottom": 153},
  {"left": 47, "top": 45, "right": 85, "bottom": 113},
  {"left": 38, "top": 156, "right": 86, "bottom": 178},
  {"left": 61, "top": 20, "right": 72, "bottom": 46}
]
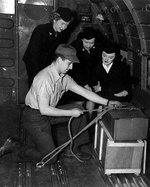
[
  {"left": 102, "top": 107, "right": 148, "bottom": 141},
  {"left": 94, "top": 121, "right": 147, "bottom": 175}
]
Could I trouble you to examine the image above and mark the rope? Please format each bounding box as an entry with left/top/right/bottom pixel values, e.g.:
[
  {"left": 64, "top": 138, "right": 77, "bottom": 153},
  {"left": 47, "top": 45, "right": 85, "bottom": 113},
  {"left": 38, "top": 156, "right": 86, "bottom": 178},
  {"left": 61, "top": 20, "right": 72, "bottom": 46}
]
[{"left": 36, "top": 105, "right": 139, "bottom": 168}]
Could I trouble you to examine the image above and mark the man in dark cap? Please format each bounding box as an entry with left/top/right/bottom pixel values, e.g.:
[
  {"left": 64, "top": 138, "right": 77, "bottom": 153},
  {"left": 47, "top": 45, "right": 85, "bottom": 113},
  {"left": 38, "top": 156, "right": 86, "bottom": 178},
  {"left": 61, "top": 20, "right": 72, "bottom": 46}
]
[
  {"left": 92, "top": 41, "right": 132, "bottom": 102},
  {"left": 20, "top": 44, "right": 121, "bottom": 164},
  {"left": 23, "top": 7, "right": 73, "bottom": 88}
]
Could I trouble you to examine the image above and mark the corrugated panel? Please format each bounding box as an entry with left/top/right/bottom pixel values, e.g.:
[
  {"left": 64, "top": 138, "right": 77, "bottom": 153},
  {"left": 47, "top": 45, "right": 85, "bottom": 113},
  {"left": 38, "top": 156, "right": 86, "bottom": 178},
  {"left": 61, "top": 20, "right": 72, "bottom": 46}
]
[
  {"left": 142, "top": 25, "right": 150, "bottom": 40},
  {"left": 122, "top": 10, "right": 134, "bottom": 24},
  {"left": 0, "top": 78, "right": 15, "bottom": 87},
  {"left": 114, "top": 23, "right": 125, "bottom": 34},
  {"left": 145, "top": 40, "right": 150, "bottom": 55},
  {"left": 18, "top": 3, "right": 53, "bottom": 103},
  {"left": 0, "top": 58, "right": 14, "bottom": 67},
  {"left": 0, "top": 18, "right": 14, "bottom": 29},
  {"left": 117, "top": 35, "right": 128, "bottom": 46},
  {"left": 136, "top": 10, "right": 150, "bottom": 24},
  {"left": 128, "top": 24, "right": 139, "bottom": 37},
  {"left": 0, "top": 14, "right": 17, "bottom": 104},
  {"left": 129, "top": 0, "right": 148, "bottom": 9},
  {"left": 131, "top": 37, "right": 141, "bottom": 51}
]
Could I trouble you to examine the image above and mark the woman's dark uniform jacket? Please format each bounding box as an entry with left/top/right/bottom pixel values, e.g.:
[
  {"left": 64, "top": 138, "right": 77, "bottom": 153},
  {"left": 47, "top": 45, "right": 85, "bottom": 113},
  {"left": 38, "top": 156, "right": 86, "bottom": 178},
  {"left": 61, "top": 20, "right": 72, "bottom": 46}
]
[
  {"left": 23, "top": 23, "right": 69, "bottom": 87},
  {"left": 59, "top": 39, "right": 103, "bottom": 104},
  {"left": 70, "top": 39, "right": 103, "bottom": 87},
  {"left": 92, "top": 57, "right": 132, "bottom": 102}
]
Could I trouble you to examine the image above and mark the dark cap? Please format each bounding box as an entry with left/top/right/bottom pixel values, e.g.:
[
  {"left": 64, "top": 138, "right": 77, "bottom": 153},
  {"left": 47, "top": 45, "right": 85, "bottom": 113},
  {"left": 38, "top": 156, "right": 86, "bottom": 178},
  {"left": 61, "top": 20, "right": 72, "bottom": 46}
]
[
  {"left": 80, "top": 27, "right": 96, "bottom": 40},
  {"left": 55, "top": 44, "right": 80, "bottom": 63},
  {"left": 56, "top": 7, "right": 72, "bottom": 22},
  {"left": 103, "top": 41, "right": 120, "bottom": 54}
]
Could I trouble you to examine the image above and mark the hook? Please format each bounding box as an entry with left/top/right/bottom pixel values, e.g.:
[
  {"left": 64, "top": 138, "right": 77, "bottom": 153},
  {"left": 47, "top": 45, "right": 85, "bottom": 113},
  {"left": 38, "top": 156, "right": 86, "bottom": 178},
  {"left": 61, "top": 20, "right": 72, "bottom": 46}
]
[
  {"left": 110, "top": 7, "right": 116, "bottom": 13},
  {"left": 145, "top": 4, "right": 150, "bottom": 12},
  {"left": 36, "top": 161, "right": 45, "bottom": 169}
]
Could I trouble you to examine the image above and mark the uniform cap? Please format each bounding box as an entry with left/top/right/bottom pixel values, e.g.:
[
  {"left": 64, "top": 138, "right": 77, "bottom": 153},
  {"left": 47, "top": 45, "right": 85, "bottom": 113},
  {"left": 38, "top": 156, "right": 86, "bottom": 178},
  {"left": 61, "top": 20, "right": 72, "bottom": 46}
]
[
  {"left": 56, "top": 7, "right": 72, "bottom": 22},
  {"left": 55, "top": 44, "right": 80, "bottom": 63},
  {"left": 103, "top": 41, "right": 120, "bottom": 54},
  {"left": 80, "top": 27, "right": 96, "bottom": 39}
]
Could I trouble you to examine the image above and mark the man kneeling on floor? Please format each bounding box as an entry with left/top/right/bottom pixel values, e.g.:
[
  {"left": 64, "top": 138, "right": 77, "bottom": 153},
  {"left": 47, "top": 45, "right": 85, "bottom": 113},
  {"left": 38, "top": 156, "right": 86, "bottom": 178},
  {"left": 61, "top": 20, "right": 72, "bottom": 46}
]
[{"left": 0, "top": 44, "right": 121, "bottom": 164}]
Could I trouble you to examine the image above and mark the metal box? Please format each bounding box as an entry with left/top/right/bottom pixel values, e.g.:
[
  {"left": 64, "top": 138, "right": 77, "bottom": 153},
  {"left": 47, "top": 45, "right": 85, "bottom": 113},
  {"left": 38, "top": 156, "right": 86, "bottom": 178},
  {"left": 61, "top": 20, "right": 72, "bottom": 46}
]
[
  {"left": 94, "top": 121, "right": 146, "bottom": 175},
  {"left": 102, "top": 108, "right": 148, "bottom": 141}
]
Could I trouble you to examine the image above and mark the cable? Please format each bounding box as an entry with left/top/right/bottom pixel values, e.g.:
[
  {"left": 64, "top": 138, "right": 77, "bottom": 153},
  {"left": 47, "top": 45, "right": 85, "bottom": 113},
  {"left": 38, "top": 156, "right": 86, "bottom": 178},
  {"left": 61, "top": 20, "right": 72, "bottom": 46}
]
[{"left": 36, "top": 105, "right": 139, "bottom": 168}]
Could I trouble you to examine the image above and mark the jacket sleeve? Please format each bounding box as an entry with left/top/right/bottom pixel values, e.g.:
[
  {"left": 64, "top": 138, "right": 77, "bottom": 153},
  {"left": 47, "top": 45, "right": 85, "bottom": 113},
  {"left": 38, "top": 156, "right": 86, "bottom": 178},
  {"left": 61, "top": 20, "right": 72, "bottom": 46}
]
[{"left": 23, "top": 25, "right": 44, "bottom": 76}]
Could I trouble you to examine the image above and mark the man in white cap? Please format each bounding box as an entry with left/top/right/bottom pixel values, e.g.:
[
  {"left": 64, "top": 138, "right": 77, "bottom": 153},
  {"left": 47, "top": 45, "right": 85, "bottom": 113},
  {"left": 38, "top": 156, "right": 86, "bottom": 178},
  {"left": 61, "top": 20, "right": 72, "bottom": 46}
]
[
  {"left": 23, "top": 7, "right": 73, "bottom": 88},
  {"left": 21, "top": 44, "right": 121, "bottom": 164}
]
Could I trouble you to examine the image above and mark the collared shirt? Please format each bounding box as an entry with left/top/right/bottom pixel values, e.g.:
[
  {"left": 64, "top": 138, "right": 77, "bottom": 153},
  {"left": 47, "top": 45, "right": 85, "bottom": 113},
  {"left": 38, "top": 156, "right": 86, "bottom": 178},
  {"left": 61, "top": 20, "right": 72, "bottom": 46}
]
[
  {"left": 102, "top": 63, "right": 113, "bottom": 73},
  {"left": 25, "top": 63, "right": 77, "bottom": 109}
]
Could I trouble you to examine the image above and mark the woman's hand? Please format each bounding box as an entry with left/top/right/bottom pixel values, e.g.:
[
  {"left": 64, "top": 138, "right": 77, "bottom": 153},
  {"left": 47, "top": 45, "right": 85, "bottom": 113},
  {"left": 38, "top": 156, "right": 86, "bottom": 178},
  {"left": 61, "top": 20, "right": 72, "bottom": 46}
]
[
  {"left": 93, "top": 81, "right": 101, "bottom": 93},
  {"left": 86, "top": 101, "right": 95, "bottom": 115},
  {"left": 114, "top": 90, "right": 128, "bottom": 97},
  {"left": 84, "top": 84, "right": 92, "bottom": 91}
]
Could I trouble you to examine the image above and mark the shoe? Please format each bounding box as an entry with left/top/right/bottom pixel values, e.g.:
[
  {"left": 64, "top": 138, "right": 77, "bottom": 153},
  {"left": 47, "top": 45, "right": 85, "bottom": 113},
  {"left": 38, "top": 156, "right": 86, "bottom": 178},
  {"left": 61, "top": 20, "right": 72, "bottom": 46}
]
[
  {"left": 74, "top": 151, "right": 91, "bottom": 161},
  {"left": 63, "top": 148, "right": 91, "bottom": 161},
  {"left": 0, "top": 137, "right": 19, "bottom": 157}
]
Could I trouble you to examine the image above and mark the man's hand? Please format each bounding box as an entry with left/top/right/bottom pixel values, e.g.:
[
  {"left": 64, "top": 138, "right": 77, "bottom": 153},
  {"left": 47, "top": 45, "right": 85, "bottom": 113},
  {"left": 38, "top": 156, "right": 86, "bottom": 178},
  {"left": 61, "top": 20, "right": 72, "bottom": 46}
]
[
  {"left": 108, "top": 100, "right": 122, "bottom": 107},
  {"left": 71, "top": 108, "right": 84, "bottom": 118}
]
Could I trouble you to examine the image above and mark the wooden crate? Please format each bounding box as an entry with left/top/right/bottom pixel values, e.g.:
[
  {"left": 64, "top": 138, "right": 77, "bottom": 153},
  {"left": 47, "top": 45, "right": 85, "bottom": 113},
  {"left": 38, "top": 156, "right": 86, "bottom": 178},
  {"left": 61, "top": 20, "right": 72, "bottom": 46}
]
[
  {"left": 94, "top": 121, "right": 147, "bottom": 175},
  {"left": 102, "top": 108, "right": 148, "bottom": 141}
]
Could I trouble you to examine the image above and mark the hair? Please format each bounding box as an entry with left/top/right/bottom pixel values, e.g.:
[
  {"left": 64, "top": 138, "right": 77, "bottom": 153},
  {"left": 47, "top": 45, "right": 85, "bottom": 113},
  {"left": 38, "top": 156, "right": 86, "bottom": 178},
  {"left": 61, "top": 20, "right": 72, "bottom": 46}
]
[
  {"left": 103, "top": 41, "right": 121, "bottom": 54},
  {"left": 49, "top": 11, "right": 62, "bottom": 22},
  {"left": 49, "top": 9, "right": 73, "bottom": 23},
  {"left": 53, "top": 54, "right": 66, "bottom": 61},
  {"left": 77, "top": 26, "right": 96, "bottom": 40},
  {"left": 102, "top": 41, "right": 123, "bottom": 61}
]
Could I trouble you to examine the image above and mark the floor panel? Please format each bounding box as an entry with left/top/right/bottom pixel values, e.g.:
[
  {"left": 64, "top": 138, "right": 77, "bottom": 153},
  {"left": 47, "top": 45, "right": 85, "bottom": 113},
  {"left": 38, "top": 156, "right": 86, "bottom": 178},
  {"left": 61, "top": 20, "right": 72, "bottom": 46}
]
[{"left": 0, "top": 103, "right": 150, "bottom": 187}]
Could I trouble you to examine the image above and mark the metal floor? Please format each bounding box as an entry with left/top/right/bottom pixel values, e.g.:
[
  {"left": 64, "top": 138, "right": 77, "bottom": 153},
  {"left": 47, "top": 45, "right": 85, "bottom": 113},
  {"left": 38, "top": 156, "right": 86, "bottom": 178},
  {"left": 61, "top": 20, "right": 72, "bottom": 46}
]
[
  {"left": 0, "top": 103, "right": 150, "bottom": 187},
  {"left": 0, "top": 150, "right": 150, "bottom": 187}
]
